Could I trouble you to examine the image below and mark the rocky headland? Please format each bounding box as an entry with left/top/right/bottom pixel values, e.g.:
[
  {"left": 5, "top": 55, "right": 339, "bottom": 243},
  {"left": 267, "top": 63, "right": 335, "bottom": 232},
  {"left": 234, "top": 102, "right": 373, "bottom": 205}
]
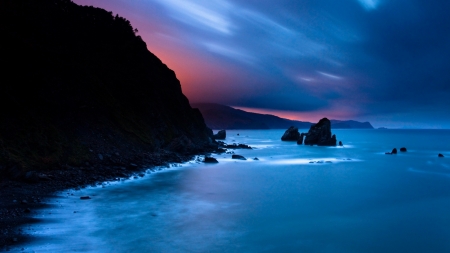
[{"left": 0, "top": 0, "right": 218, "bottom": 247}]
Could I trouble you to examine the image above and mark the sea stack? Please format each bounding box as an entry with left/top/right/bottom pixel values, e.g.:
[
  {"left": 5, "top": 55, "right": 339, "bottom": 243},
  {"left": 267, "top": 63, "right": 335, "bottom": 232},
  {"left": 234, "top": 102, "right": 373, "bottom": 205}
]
[
  {"left": 297, "top": 133, "right": 306, "bottom": 144},
  {"left": 304, "top": 118, "right": 337, "bottom": 146},
  {"left": 281, "top": 126, "right": 300, "bottom": 141}
]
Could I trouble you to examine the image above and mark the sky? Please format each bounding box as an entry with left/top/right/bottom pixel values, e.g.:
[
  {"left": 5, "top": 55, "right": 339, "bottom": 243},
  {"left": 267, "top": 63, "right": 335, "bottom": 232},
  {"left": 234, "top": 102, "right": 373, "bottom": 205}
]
[{"left": 73, "top": 0, "right": 450, "bottom": 128}]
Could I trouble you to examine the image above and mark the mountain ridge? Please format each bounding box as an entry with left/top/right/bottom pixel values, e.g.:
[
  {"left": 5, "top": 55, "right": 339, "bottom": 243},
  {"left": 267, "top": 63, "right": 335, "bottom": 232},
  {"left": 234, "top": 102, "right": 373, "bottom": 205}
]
[{"left": 192, "top": 103, "right": 374, "bottom": 130}]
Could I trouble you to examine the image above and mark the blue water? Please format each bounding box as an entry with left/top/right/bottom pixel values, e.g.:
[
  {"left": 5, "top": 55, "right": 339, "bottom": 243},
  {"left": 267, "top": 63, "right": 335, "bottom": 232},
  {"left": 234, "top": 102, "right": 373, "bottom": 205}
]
[{"left": 16, "top": 130, "right": 450, "bottom": 252}]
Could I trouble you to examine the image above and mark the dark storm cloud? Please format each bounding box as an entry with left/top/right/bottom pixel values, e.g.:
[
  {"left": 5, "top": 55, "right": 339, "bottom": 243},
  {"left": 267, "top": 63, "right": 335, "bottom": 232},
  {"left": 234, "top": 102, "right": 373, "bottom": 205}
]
[{"left": 73, "top": 0, "right": 450, "bottom": 127}]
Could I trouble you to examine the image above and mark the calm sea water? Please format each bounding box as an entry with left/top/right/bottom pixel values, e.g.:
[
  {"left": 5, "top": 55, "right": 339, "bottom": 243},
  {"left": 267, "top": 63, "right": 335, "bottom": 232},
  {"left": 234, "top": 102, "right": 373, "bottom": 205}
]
[{"left": 16, "top": 129, "right": 450, "bottom": 253}]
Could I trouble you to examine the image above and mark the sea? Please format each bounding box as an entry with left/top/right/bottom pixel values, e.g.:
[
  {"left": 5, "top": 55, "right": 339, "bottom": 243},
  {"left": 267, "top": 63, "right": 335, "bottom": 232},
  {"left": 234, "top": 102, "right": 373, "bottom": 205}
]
[{"left": 13, "top": 129, "right": 450, "bottom": 253}]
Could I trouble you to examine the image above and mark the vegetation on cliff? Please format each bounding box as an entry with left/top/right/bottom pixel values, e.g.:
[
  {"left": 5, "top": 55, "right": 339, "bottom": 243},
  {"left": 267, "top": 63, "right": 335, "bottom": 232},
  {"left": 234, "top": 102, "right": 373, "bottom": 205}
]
[{"left": 0, "top": 0, "right": 214, "bottom": 178}]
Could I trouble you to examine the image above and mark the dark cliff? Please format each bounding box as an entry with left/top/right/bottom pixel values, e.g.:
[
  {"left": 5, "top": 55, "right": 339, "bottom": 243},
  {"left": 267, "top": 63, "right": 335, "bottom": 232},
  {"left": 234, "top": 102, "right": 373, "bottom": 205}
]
[{"left": 0, "top": 0, "right": 214, "bottom": 177}]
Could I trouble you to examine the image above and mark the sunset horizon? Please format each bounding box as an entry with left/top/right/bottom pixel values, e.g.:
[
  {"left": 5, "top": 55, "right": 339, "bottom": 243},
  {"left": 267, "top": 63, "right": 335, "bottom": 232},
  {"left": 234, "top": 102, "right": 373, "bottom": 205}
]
[{"left": 72, "top": 0, "right": 450, "bottom": 129}]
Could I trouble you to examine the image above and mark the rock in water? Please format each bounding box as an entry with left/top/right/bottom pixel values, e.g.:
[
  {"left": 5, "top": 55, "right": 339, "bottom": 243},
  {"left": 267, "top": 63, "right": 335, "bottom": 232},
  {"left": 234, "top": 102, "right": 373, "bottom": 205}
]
[
  {"left": 391, "top": 148, "right": 397, "bottom": 154},
  {"left": 281, "top": 126, "right": 300, "bottom": 141},
  {"left": 303, "top": 118, "right": 337, "bottom": 146},
  {"left": 213, "top": 130, "right": 226, "bottom": 140},
  {"left": 297, "top": 133, "right": 306, "bottom": 145},
  {"left": 400, "top": 147, "right": 407, "bottom": 152},
  {"left": 232, "top": 154, "right": 247, "bottom": 160},
  {"left": 204, "top": 157, "right": 219, "bottom": 163},
  {"left": 339, "top": 141, "right": 343, "bottom": 146},
  {"left": 438, "top": 153, "right": 444, "bottom": 157}
]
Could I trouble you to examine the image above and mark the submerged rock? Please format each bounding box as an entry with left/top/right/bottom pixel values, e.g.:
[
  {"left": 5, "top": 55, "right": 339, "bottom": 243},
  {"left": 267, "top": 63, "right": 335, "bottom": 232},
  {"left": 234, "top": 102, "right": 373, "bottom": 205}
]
[
  {"left": 438, "top": 153, "right": 444, "bottom": 157},
  {"left": 218, "top": 142, "right": 252, "bottom": 149},
  {"left": 80, "top": 196, "right": 91, "bottom": 200},
  {"left": 386, "top": 148, "right": 397, "bottom": 155},
  {"left": 204, "top": 157, "right": 219, "bottom": 163},
  {"left": 304, "top": 118, "right": 336, "bottom": 146},
  {"left": 400, "top": 147, "right": 407, "bottom": 152},
  {"left": 213, "top": 130, "right": 226, "bottom": 140},
  {"left": 281, "top": 126, "right": 300, "bottom": 141},
  {"left": 232, "top": 154, "right": 247, "bottom": 160}
]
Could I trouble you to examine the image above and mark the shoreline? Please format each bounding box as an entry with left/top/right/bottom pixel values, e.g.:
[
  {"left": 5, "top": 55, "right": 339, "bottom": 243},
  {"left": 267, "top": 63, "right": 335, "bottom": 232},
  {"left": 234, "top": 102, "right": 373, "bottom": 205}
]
[{"left": 0, "top": 149, "right": 209, "bottom": 249}]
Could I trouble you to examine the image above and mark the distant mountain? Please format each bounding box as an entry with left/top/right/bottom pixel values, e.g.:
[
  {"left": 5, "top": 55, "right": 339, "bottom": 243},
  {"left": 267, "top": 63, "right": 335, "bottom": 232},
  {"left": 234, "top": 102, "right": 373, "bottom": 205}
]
[
  {"left": 191, "top": 103, "right": 312, "bottom": 129},
  {"left": 192, "top": 103, "right": 374, "bottom": 130}
]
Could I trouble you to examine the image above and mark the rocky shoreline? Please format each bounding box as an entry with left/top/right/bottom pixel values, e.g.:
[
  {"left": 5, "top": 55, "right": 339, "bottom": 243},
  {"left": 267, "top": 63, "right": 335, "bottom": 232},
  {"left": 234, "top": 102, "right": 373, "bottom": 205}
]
[{"left": 0, "top": 149, "right": 213, "bottom": 249}]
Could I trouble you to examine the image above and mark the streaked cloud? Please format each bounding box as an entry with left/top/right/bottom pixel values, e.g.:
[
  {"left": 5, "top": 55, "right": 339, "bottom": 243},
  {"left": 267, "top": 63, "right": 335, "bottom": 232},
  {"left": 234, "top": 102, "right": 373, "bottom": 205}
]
[
  {"left": 317, "top": 71, "right": 343, "bottom": 80},
  {"left": 357, "top": 0, "right": 381, "bottom": 11},
  {"left": 72, "top": 0, "right": 450, "bottom": 128},
  {"left": 203, "top": 42, "right": 255, "bottom": 65},
  {"left": 154, "top": 0, "right": 234, "bottom": 34}
]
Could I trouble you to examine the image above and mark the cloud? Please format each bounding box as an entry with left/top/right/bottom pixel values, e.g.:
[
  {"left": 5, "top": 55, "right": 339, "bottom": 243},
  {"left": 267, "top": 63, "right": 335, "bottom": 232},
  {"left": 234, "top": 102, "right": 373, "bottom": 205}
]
[
  {"left": 72, "top": 0, "right": 450, "bottom": 128},
  {"left": 317, "top": 71, "right": 343, "bottom": 80},
  {"left": 203, "top": 42, "right": 255, "bottom": 65},
  {"left": 154, "top": 0, "right": 234, "bottom": 34},
  {"left": 357, "top": 0, "right": 381, "bottom": 11}
]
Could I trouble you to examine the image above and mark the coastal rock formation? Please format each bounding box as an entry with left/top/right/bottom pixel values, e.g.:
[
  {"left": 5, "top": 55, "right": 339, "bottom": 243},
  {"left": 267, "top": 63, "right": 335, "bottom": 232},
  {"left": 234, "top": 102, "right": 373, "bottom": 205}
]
[
  {"left": 204, "top": 157, "right": 219, "bottom": 163},
  {"left": 385, "top": 148, "right": 398, "bottom": 155},
  {"left": 232, "top": 154, "right": 247, "bottom": 160},
  {"left": 339, "top": 141, "right": 343, "bottom": 146},
  {"left": 0, "top": 0, "right": 216, "bottom": 178},
  {"left": 213, "top": 130, "right": 226, "bottom": 140},
  {"left": 281, "top": 126, "right": 300, "bottom": 141},
  {"left": 217, "top": 141, "right": 252, "bottom": 149},
  {"left": 297, "top": 133, "right": 306, "bottom": 145},
  {"left": 400, "top": 147, "right": 407, "bottom": 152},
  {"left": 303, "top": 118, "right": 337, "bottom": 146},
  {"left": 438, "top": 153, "right": 444, "bottom": 157}
]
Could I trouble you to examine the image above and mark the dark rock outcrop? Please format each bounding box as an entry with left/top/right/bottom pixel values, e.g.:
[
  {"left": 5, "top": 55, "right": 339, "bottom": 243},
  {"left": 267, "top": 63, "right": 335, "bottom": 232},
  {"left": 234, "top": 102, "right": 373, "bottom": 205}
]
[
  {"left": 217, "top": 141, "right": 252, "bottom": 149},
  {"left": 303, "top": 118, "right": 337, "bottom": 146},
  {"left": 438, "top": 153, "right": 444, "bottom": 157},
  {"left": 386, "top": 148, "right": 397, "bottom": 155},
  {"left": 281, "top": 126, "right": 300, "bottom": 141},
  {"left": 213, "top": 130, "right": 226, "bottom": 140},
  {"left": 400, "top": 147, "right": 407, "bottom": 152},
  {"left": 338, "top": 141, "right": 343, "bottom": 146},
  {"left": 204, "top": 157, "right": 219, "bottom": 163},
  {"left": 232, "top": 155, "right": 247, "bottom": 160},
  {"left": 0, "top": 0, "right": 217, "bottom": 177},
  {"left": 297, "top": 133, "right": 306, "bottom": 145}
]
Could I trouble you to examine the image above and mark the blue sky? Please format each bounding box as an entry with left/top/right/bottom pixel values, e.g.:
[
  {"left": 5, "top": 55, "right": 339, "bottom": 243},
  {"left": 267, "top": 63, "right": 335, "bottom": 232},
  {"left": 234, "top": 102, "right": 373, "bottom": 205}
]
[{"left": 74, "top": 0, "right": 450, "bottom": 128}]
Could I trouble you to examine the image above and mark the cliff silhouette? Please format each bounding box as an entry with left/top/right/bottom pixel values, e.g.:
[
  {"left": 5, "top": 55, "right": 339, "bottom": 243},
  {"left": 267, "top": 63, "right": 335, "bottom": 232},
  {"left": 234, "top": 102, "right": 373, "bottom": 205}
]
[{"left": 0, "top": 0, "right": 214, "bottom": 178}]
